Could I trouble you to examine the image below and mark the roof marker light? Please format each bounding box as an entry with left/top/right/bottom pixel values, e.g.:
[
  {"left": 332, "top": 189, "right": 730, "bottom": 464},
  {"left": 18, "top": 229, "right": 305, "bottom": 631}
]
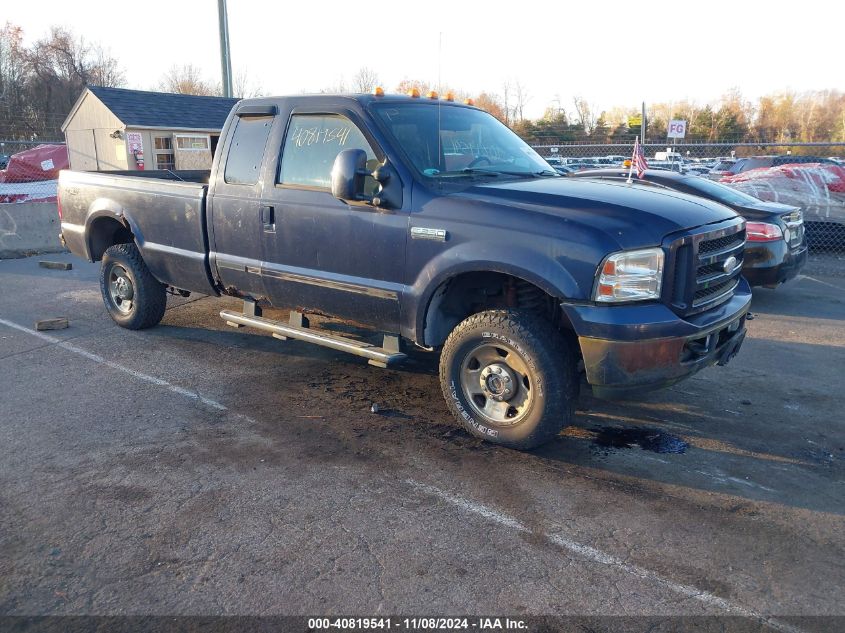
[
  {"left": 427, "top": 90, "right": 438, "bottom": 99},
  {"left": 373, "top": 86, "right": 384, "bottom": 97},
  {"left": 444, "top": 91, "right": 455, "bottom": 101},
  {"left": 464, "top": 98, "right": 474, "bottom": 106},
  {"left": 408, "top": 87, "right": 421, "bottom": 98}
]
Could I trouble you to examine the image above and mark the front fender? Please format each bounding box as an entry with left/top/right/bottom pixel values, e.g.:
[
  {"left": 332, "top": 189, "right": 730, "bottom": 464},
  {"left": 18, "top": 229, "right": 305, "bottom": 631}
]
[{"left": 402, "top": 241, "right": 584, "bottom": 345}]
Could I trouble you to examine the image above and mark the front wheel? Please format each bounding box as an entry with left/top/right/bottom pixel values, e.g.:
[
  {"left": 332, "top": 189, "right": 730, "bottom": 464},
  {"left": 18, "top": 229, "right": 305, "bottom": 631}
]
[
  {"left": 99, "top": 243, "right": 167, "bottom": 330},
  {"left": 439, "top": 310, "right": 577, "bottom": 450}
]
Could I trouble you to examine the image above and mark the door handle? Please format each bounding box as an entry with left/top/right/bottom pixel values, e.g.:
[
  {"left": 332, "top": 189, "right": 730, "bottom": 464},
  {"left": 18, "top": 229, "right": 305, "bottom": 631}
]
[{"left": 260, "top": 205, "right": 275, "bottom": 229}]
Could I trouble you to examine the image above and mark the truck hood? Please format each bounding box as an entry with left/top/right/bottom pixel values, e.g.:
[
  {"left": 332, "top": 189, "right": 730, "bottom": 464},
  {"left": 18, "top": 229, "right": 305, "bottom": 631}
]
[{"left": 460, "top": 177, "right": 739, "bottom": 248}]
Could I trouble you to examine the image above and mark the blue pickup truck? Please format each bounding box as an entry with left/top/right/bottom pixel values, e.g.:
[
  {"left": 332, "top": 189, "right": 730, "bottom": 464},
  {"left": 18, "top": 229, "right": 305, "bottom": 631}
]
[{"left": 58, "top": 93, "right": 750, "bottom": 449}]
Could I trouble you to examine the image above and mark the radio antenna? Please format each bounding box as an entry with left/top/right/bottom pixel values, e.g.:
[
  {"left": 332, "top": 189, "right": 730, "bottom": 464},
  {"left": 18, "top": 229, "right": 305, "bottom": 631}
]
[{"left": 438, "top": 32, "right": 442, "bottom": 94}]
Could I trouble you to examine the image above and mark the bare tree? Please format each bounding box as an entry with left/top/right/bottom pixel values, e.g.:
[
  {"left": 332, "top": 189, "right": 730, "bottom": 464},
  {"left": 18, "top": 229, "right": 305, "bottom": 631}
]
[
  {"left": 0, "top": 26, "right": 26, "bottom": 101},
  {"left": 352, "top": 67, "right": 380, "bottom": 93},
  {"left": 317, "top": 76, "right": 348, "bottom": 94},
  {"left": 233, "top": 68, "right": 265, "bottom": 98},
  {"left": 572, "top": 96, "right": 596, "bottom": 133},
  {"left": 87, "top": 44, "right": 125, "bottom": 87},
  {"left": 15, "top": 26, "right": 125, "bottom": 138},
  {"left": 395, "top": 78, "right": 432, "bottom": 95},
  {"left": 158, "top": 64, "right": 220, "bottom": 96},
  {"left": 0, "top": 23, "right": 31, "bottom": 139},
  {"left": 502, "top": 81, "right": 511, "bottom": 125},
  {"left": 26, "top": 27, "right": 124, "bottom": 87},
  {"left": 474, "top": 92, "right": 507, "bottom": 123},
  {"left": 512, "top": 80, "right": 530, "bottom": 122}
]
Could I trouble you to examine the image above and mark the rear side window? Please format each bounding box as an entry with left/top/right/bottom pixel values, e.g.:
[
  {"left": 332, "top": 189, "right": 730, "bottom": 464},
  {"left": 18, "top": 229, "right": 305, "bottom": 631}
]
[
  {"left": 224, "top": 115, "right": 273, "bottom": 185},
  {"left": 278, "top": 114, "right": 377, "bottom": 189},
  {"left": 736, "top": 158, "right": 771, "bottom": 173}
]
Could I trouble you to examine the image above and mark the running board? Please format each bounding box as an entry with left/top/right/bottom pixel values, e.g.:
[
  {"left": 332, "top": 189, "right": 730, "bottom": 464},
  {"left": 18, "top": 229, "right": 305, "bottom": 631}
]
[{"left": 220, "top": 309, "right": 406, "bottom": 368}]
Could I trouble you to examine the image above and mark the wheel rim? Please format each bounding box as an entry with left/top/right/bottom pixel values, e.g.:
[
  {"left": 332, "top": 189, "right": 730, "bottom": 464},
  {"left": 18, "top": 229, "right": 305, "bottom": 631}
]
[
  {"left": 108, "top": 264, "right": 134, "bottom": 314},
  {"left": 459, "top": 342, "right": 534, "bottom": 426}
]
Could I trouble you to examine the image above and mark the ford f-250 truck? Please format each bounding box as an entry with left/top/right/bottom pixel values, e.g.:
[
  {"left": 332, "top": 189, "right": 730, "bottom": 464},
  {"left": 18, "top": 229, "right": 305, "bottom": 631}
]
[{"left": 58, "top": 92, "right": 750, "bottom": 449}]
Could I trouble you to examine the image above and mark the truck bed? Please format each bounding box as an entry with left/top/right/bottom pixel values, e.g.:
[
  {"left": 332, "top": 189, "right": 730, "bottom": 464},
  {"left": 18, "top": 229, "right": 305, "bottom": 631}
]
[
  {"left": 99, "top": 169, "right": 211, "bottom": 184},
  {"left": 58, "top": 170, "right": 217, "bottom": 295}
]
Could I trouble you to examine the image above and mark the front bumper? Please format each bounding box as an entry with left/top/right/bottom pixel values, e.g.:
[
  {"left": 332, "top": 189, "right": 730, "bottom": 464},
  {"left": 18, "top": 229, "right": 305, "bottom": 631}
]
[
  {"left": 561, "top": 278, "right": 752, "bottom": 399},
  {"left": 742, "top": 243, "right": 807, "bottom": 287}
]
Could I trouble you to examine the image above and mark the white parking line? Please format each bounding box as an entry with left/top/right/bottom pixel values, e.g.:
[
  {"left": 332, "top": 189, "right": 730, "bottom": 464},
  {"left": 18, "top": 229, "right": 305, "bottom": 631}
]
[
  {"left": 0, "top": 315, "right": 814, "bottom": 630},
  {"left": 0, "top": 317, "right": 226, "bottom": 411},
  {"left": 406, "top": 479, "right": 807, "bottom": 633},
  {"left": 796, "top": 274, "right": 843, "bottom": 291}
]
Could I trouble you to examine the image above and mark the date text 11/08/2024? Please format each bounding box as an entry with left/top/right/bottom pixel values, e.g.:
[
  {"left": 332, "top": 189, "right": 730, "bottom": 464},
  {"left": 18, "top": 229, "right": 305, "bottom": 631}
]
[{"left": 307, "top": 617, "right": 528, "bottom": 630}]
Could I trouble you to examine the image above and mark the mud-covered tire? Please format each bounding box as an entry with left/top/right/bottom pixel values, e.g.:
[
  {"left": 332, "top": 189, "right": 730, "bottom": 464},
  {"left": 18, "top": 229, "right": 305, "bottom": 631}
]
[
  {"left": 99, "top": 243, "right": 167, "bottom": 330},
  {"left": 439, "top": 309, "right": 576, "bottom": 450}
]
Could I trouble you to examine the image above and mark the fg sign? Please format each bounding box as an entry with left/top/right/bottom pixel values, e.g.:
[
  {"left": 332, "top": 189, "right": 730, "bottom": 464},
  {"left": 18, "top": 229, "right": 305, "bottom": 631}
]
[{"left": 668, "top": 119, "right": 687, "bottom": 139}]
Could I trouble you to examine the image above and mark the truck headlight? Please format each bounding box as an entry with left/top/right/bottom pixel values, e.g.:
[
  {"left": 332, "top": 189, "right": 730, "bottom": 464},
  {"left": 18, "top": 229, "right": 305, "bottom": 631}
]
[{"left": 594, "top": 248, "right": 664, "bottom": 303}]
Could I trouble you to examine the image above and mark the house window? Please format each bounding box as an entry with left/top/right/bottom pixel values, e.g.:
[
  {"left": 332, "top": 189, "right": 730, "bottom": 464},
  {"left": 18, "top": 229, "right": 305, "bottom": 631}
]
[
  {"left": 154, "top": 136, "right": 174, "bottom": 170},
  {"left": 175, "top": 135, "right": 210, "bottom": 150}
]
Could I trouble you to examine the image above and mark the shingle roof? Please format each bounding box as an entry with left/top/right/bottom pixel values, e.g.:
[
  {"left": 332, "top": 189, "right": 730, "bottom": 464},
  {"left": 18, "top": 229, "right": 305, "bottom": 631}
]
[{"left": 87, "top": 86, "right": 240, "bottom": 130}]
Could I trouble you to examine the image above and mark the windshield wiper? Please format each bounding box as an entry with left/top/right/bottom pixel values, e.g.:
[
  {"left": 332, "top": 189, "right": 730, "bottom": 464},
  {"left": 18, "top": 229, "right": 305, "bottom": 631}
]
[
  {"left": 436, "top": 168, "right": 504, "bottom": 178},
  {"left": 436, "top": 168, "right": 559, "bottom": 179},
  {"left": 481, "top": 169, "right": 560, "bottom": 178}
]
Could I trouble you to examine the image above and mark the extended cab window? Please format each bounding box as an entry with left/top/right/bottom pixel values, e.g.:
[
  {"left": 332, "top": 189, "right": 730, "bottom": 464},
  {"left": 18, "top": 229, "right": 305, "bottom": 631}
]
[
  {"left": 224, "top": 115, "right": 273, "bottom": 185},
  {"left": 278, "top": 114, "right": 377, "bottom": 189}
]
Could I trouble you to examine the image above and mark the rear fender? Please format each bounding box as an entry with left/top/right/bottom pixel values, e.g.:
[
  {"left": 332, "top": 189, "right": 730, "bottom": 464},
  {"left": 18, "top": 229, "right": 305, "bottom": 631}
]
[{"left": 84, "top": 201, "right": 141, "bottom": 261}]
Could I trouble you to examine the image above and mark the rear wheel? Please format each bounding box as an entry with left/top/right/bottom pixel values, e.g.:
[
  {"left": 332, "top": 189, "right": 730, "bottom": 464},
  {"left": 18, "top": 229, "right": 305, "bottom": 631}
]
[
  {"left": 99, "top": 243, "right": 166, "bottom": 329},
  {"left": 439, "top": 309, "right": 576, "bottom": 449}
]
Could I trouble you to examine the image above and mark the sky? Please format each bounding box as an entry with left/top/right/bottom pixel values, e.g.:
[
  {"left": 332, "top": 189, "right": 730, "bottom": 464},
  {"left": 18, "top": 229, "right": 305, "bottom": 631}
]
[{"left": 8, "top": 0, "right": 845, "bottom": 120}]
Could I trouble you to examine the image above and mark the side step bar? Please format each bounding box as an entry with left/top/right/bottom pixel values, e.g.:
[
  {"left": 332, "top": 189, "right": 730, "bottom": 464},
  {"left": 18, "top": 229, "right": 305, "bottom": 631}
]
[{"left": 220, "top": 307, "right": 407, "bottom": 368}]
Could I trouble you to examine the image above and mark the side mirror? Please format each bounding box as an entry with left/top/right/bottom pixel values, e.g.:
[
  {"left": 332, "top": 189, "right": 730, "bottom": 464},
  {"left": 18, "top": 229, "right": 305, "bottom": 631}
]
[{"left": 331, "top": 149, "right": 369, "bottom": 203}]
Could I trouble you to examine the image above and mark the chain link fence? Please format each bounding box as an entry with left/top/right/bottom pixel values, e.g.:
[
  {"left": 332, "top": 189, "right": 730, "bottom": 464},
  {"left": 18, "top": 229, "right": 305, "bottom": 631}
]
[
  {"left": 2, "top": 137, "right": 843, "bottom": 274},
  {"left": 0, "top": 140, "right": 65, "bottom": 203},
  {"left": 533, "top": 141, "right": 845, "bottom": 274}
]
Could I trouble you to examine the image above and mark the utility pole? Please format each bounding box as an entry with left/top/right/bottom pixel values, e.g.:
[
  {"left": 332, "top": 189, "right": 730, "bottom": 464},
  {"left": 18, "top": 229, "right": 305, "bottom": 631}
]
[
  {"left": 217, "top": 0, "right": 233, "bottom": 97},
  {"left": 640, "top": 101, "right": 646, "bottom": 143}
]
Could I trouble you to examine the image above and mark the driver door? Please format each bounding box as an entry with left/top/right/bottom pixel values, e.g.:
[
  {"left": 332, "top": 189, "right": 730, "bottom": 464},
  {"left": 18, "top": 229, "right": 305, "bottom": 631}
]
[{"left": 258, "top": 110, "right": 407, "bottom": 332}]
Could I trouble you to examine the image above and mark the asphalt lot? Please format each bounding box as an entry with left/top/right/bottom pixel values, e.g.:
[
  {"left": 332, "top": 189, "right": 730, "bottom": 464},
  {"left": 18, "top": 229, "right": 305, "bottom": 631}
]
[{"left": 0, "top": 253, "right": 843, "bottom": 630}]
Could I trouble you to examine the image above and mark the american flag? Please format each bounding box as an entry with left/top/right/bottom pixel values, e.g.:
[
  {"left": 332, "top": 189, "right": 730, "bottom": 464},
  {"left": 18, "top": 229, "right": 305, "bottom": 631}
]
[{"left": 633, "top": 137, "right": 648, "bottom": 179}]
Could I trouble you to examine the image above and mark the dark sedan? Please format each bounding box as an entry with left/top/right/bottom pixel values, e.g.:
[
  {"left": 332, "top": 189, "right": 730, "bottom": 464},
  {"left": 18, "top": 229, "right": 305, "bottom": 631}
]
[
  {"left": 727, "top": 155, "right": 839, "bottom": 175},
  {"left": 570, "top": 169, "right": 808, "bottom": 288}
]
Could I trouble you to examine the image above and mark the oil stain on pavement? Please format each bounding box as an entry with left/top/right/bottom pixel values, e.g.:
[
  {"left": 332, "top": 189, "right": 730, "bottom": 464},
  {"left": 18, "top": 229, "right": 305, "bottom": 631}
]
[{"left": 591, "top": 426, "right": 689, "bottom": 455}]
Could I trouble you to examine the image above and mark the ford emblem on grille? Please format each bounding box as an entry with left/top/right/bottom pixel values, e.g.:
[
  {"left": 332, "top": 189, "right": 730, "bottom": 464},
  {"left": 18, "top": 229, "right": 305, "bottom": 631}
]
[{"left": 723, "top": 255, "right": 738, "bottom": 273}]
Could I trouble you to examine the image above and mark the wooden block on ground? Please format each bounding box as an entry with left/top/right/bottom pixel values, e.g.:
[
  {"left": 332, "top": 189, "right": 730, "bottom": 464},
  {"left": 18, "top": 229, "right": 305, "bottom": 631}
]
[
  {"left": 35, "top": 318, "right": 69, "bottom": 331},
  {"left": 39, "top": 261, "right": 72, "bottom": 271}
]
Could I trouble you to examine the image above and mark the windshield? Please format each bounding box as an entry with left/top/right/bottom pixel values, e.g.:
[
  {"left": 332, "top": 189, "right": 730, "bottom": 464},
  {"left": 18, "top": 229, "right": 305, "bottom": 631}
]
[
  {"left": 372, "top": 102, "right": 555, "bottom": 178},
  {"left": 685, "top": 177, "right": 765, "bottom": 206}
]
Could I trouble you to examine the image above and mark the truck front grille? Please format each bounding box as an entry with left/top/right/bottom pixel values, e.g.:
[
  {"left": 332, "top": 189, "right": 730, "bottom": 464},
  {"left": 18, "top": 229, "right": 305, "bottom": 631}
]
[
  {"left": 693, "top": 278, "right": 740, "bottom": 306},
  {"left": 698, "top": 232, "right": 744, "bottom": 255},
  {"left": 667, "top": 220, "right": 746, "bottom": 316}
]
